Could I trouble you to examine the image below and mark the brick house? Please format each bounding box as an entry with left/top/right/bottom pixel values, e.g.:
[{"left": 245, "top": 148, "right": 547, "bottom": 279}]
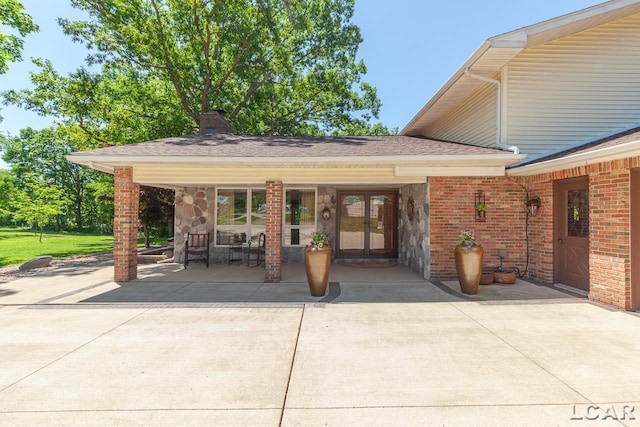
[{"left": 69, "top": 0, "right": 640, "bottom": 310}]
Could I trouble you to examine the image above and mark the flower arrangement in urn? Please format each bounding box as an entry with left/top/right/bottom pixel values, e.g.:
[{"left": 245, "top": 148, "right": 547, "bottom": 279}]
[
  {"left": 453, "top": 229, "right": 484, "bottom": 295},
  {"left": 304, "top": 231, "right": 331, "bottom": 296},
  {"left": 309, "top": 231, "right": 330, "bottom": 249},
  {"left": 456, "top": 229, "right": 478, "bottom": 247}
]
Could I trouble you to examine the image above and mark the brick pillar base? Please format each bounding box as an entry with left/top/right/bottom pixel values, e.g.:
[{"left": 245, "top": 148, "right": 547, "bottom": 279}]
[
  {"left": 265, "top": 181, "right": 283, "bottom": 282},
  {"left": 114, "top": 167, "right": 139, "bottom": 281}
]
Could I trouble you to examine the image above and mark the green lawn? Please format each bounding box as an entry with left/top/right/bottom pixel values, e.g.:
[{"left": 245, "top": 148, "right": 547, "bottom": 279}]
[{"left": 0, "top": 227, "right": 161, "bottom": 267}]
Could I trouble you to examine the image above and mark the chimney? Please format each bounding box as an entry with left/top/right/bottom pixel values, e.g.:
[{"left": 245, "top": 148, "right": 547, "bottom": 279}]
[{"left": 199, "top": 109, "right": 236, "bottom": 134}]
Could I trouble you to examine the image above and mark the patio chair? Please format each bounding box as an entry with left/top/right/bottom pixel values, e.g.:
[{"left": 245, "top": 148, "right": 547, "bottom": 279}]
[
  {"left": 247, "top": 233, "right": 266, "bottom": 267},
  {"left": 184, "top": 232, "right": 210, "bottom": 269}
]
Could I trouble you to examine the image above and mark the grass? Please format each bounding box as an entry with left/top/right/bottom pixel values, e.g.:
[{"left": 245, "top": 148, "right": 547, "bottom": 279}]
[{"left": 0, "top": 227, "right": 164, "bottom": 267}]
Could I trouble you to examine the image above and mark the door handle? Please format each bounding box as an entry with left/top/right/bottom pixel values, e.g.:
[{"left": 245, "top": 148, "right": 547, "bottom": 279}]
[{"left": 557, "top": 238, "right": 564, "bottom": 243}]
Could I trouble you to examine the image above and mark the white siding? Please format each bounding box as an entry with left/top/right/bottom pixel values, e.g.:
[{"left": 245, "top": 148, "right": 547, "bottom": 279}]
[
  {"left": 426, "top": 81, "right": 497, "bottom": 147},
  {"left": 506, "top": 13, "right": 640, "bottom": 155}
]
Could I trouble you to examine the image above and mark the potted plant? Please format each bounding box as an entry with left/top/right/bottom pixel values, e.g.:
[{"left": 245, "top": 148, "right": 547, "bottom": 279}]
[
  {"left": 475, "top": 203, "right": 486, "bottom": 222},
  {"left": 304, "top": 231, "right": 331, "bottom": 296},
  {"left": 493, "top": 267, "right": 518, "bottom": 284},
  {"left": 454, "top": 229, "right": 484, "bottom": 294}
]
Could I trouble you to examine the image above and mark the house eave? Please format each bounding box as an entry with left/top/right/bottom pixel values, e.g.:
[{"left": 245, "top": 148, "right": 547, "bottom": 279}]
[
  {"left": 401, "top": 0, "right": 640, "bottom": 137},
  {"left": 67, "top": 153, "right": 524, "bottom": 168},
  {"left": 506, "top": 140, "right": 640, "bottom": 176},
  {"left": 67, "top": 153, "right": 525, "bottom": 186}
]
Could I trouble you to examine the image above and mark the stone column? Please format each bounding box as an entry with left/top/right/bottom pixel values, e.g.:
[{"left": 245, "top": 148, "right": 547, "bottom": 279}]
[
  {"left": 114, "top": 167, "right": 139, "bottom": 281},
  {"left": 265, "top": 181, "right": 283, "bottom": 282}
]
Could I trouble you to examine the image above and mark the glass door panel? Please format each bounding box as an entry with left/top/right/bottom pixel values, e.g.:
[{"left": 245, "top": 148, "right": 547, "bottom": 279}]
[
  {"left": 339, "top": 193, "right": 366, "bottom": 256},
  {"left": 369, "top": 193, "right": 397, "bottom": 257},
  {"left": 338, "top": 191, "right": 398, "bottom": 258}
]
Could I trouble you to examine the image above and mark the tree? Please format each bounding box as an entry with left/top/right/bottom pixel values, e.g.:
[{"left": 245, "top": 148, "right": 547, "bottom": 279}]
[
  {"left": 1, "top": 125, "right": 95, "bottom": 229},
  {"left": 0, "top": 0, "right": 38, "bottom": 74},
  {"left": 11, "top": 173, "right": 64, "bottom": 242},
  {"left": 0, "top": 169, "right": 18, "bottom": 224},
  {"left": 57, "top": 0, "right": 381, "bottom": 135},
  {"left": 139, "top": 186, "right": 174, "bottom": 247}
]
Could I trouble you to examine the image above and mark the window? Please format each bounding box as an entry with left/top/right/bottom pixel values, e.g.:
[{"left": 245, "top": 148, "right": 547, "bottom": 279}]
[
  {"left": 284, "top": 188, "right": 316, "bottom": 246},
  {"left": 216, "top": 188, "right": 266, "bottom": 245}
]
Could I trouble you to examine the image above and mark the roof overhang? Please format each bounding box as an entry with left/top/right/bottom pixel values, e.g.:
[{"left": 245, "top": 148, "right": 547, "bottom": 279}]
[
  {"left": 67, "top": 152, "right": 525, "bottom": 187},
  {"left": 401, "top": 0, "right": 640, "bottom": 136},
  {"left": 507, "top": 139, "right": 640, "bottom": 176}
]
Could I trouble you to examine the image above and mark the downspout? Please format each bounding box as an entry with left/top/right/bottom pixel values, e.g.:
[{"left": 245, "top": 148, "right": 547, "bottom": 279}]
[{"left": 463, "top": 68, "right": 520, "bottom": 155}]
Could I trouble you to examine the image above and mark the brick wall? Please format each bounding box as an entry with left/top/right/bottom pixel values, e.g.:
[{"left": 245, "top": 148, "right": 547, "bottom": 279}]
[
  {"left": 113, "top": 167, "right": 139, "bottom": 281},
  {"left": 589, "top": 163, "right": 631, "bottom": 309},
  {"left": 430, "top": 176, "right": 527, "bottom": 279},
  {"left": 522, "top": 175, "right": 554, "bottom": 283},
  {"left": 523, "top": 157, "right": 640, "bottom": 310},
  {"left": 265, "top": 181, "right": 283, "bottom": 282}
]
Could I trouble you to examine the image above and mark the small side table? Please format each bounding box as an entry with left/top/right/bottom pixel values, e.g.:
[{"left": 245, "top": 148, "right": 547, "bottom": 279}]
[{"left": 228, "top": 242, "right": 245, "bottom": 265}]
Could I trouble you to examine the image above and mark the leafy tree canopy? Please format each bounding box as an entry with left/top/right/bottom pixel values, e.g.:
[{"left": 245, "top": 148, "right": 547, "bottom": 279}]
[
  {"left": 8, "top": 0, "right": 386, "bottom": 138},
  {"left": 0, "top": 0, "right": 38, "bottom": 74}
]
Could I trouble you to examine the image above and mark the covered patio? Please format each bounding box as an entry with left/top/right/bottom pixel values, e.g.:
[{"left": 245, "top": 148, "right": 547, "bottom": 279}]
[{"left": 6, "top": 260, "right": 581, "bottom": 306}]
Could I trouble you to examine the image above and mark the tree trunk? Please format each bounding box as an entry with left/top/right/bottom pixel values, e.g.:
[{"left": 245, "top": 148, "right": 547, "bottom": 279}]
[{"left": 144, "top": 224, "right": 150, "bottom": 248}]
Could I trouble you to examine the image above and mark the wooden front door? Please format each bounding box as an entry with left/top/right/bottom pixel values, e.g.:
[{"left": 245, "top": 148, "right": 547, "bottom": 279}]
[
  {"left": 553, "top": 177, "right": 590, "bottom": 291},
  {"left": 337, "top": 191, "right": 398, "bottom": 259}
]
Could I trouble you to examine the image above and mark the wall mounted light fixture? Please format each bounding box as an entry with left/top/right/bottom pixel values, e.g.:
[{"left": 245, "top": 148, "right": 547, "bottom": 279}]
[
  {"left": 322, "top": 207, "right": 331, "bottom": 220},
  {"left": 475, "top": 190, "right": 486, "bottom": 222},
  {"left": 526, "top": 197, "right": 541, "bottom": 217}
]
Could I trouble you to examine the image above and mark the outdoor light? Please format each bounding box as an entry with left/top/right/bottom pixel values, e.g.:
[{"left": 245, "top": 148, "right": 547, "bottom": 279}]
[
  {"left": 526, "top": 197, "right": 541, "bottom": 217},
  {"left": 475, "top": 190, "right": 486, "bottom": 222},
  {"left": 322, "top": 207, "right": 331, "bottom": 220}
]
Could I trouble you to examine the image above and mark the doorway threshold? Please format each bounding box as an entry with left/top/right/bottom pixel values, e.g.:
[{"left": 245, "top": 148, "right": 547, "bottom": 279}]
[{"left": 553, "top": 283, "right": 588, "bottom": 297}]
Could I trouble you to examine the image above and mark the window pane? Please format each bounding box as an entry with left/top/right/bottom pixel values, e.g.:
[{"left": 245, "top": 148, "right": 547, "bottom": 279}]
[
  {"left": 286, "top": 189, "right": 316, "bottom": 225},
  {"left": 567, "top": 189, "right": 589, "bottom": 238},
  {"left": 251, "top": 190, "right": 266, "bottom": 225},
  {"left": 217, "top": 190, "right": 247, "bottom": 226},
  {"left": 285, "top": 227, "right": 314, "bottom": 246},
  {"left": 285, "top": 189, "right": 316, "bottom": 246}
]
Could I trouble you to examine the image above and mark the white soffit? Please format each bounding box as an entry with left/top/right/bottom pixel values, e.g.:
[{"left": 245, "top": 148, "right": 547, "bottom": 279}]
[
  {"left": 401, "top": 0, "right": 640, "bottom": 136},
  {"left": 507, "top": 139, "right": 640, "bottom": 176}
]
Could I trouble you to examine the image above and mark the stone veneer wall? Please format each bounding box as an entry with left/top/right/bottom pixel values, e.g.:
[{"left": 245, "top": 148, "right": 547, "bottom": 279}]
[
  {"left": 174, "top": 186, "right": 218, "bottom": 263},
  {"left": 399, "top": 182, "right": 430, "bottom": 279}
]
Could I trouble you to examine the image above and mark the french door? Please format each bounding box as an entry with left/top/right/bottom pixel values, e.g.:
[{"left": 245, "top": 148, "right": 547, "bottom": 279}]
[{"left": 337, "top": 191, "right": 398, "bottom": 259}]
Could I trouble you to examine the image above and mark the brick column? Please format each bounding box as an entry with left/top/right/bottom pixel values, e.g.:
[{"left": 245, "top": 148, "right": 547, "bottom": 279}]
[
  {"left": 114, "top": 167, "right": 139, "bottom": 282},
  {"left": 265, "top": 181, "right": 283, "bottom": 282}
]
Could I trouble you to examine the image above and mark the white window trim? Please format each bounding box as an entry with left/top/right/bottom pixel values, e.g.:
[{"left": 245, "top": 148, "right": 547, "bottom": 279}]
[{"left": 214, "top": 187, "right": 266, "bottom": 247}]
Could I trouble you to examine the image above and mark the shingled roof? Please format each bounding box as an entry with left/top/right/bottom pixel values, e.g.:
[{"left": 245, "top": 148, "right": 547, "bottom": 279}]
[
  {"left": 508, "top": 125, "right": 640, "bottom": 176},
  {"left": 70, "top": 134, "right": 509, "bottom": 159}
]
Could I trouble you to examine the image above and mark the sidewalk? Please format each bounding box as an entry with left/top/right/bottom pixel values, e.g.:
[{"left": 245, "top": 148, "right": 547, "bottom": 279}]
[{"left": 0, "top": 262, "right": 639, "bottom": 426}]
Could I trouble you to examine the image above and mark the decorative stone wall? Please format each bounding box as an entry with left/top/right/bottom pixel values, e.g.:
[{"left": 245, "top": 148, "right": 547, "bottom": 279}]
[
  {"left": 399, "top": 182, "right": 430, "bottom": 279},
  {"left": 174, "top": 187, "right": 216, "bottom": 263}
]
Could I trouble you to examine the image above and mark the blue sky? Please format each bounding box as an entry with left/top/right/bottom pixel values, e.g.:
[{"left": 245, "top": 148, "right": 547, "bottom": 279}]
[{"left": 0, "top": 0, "right": 605, "bottom": 168}]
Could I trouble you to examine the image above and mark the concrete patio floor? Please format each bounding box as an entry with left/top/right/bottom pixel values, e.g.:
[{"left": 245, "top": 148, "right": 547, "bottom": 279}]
[{"left": 0, "top": 260, "right": 639, "bottom": 425}]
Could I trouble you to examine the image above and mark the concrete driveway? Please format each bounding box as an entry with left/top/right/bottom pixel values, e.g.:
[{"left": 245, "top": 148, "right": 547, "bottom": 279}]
[{"left": 1, "top": 261, "right": 639, "bottom": 426}]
